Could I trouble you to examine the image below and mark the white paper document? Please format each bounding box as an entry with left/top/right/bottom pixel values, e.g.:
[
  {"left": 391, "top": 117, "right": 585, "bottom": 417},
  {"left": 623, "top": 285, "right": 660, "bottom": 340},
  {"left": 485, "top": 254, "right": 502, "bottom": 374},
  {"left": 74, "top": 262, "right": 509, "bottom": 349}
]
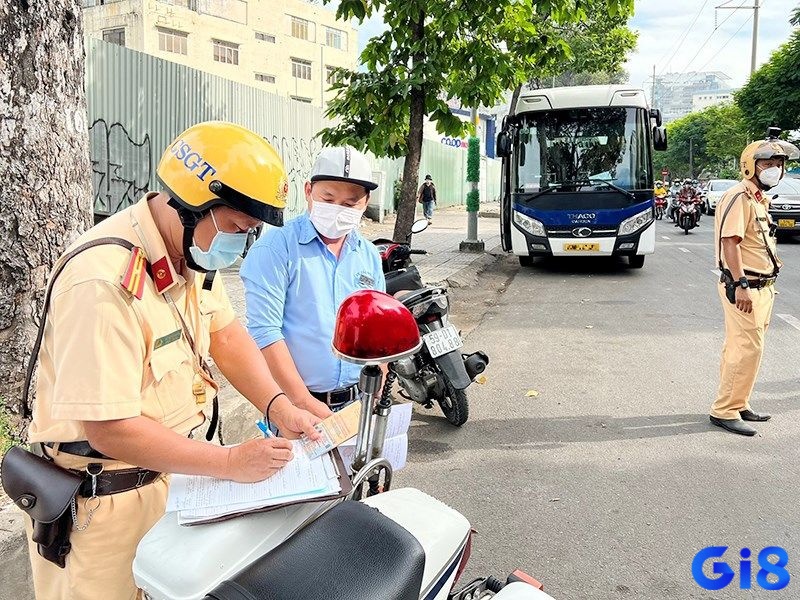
[
  {"left": 166, "top": 440, "right": 341, "bottom": 521},
  {"left": 338, "top": 402, "right": 412, "bottom": 474}
]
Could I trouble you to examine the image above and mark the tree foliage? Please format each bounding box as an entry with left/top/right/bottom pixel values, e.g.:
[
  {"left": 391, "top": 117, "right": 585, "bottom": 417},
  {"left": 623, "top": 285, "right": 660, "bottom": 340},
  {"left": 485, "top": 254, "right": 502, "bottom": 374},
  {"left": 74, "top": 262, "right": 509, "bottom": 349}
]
[
  {"left": 653, "top": 104, "right": 748, "bottom": 179},
  {"left": 735, "top": 13, "right": 800, "bottom": 137},
  {"left": 533, "top": 3, "right": 638, "bottom": 88},
  {"left": 321, "top": 0, "right": 635, "bottom": 239}
]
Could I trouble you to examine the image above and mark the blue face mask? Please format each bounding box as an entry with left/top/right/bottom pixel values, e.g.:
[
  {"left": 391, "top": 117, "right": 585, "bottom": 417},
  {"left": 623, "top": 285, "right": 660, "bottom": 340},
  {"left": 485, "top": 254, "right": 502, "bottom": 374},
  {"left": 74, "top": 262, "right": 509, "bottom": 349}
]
[{"left": 189, "top": 209, "right": 249, "bottom": 271}]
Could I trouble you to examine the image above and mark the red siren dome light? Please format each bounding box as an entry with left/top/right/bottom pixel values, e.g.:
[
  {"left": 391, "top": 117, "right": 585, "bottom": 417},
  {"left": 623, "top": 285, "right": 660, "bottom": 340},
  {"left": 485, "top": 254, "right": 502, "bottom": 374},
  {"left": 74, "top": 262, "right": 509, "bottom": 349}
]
[{"left": 332, "top": 290, "right": 422, "bottom": 365}]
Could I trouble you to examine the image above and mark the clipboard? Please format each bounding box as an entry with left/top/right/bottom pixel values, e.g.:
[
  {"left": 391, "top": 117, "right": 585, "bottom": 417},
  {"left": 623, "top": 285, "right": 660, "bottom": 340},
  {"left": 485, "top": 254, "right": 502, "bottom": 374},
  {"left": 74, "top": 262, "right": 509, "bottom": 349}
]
[{"left": 181, "top": 448, "right": 353, "bottom": 526}]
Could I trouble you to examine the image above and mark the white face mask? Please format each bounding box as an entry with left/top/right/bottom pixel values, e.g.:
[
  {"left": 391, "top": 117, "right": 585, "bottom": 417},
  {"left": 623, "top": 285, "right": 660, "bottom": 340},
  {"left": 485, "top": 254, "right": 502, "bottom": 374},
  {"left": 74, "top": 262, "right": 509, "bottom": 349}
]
[
  {"left": 309, "top": 200, "right": 364, "bottom": 239},
  {"left": 758, "top": 166, "right": 783, "bottom": 188}
]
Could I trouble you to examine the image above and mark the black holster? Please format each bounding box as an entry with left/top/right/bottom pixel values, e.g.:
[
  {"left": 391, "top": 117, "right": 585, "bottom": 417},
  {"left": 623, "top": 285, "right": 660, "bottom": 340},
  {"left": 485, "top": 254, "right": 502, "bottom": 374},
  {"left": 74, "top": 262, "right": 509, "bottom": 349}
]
[
  {"left": 31, "top": 510, "right": 75, "bottom": 568},
  {"left": 1, "top": 446, "right": 83, "bottom": 568},
  {"left": 720, "top": 269, "right": 737, "bottom": 304}
]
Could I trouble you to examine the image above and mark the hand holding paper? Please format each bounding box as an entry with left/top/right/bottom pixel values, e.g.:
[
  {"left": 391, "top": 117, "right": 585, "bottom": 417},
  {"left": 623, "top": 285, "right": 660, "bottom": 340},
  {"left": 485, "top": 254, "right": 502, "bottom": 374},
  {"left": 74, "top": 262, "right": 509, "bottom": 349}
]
[{"left": 300, "top": 400, "right": 362, "bottom": 459}]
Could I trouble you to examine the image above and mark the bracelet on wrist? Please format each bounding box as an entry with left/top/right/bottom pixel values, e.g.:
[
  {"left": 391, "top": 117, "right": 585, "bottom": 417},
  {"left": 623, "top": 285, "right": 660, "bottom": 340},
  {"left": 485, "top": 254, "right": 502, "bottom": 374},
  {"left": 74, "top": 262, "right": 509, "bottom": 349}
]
[{"left": 264, "top": 392, "right": 287, "bottom": 432}]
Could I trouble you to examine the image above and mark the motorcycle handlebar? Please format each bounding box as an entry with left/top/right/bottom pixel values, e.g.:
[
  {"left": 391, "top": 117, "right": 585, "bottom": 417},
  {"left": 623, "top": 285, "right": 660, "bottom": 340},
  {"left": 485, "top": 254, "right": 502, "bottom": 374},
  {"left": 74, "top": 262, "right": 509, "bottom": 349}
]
[{"left": 408, "top": 249, "right": 428, "bottom": 255}]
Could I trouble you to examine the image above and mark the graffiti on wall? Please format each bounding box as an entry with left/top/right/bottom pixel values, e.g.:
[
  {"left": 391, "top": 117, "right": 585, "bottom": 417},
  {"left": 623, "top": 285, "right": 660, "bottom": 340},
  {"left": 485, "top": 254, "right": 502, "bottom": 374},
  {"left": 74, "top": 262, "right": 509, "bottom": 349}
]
[
  {"left": 89, "top": 119, "right": 152, "bottom": 216},
  {"left": 268, "top": 135, "right": 321, "bottom": 216}
]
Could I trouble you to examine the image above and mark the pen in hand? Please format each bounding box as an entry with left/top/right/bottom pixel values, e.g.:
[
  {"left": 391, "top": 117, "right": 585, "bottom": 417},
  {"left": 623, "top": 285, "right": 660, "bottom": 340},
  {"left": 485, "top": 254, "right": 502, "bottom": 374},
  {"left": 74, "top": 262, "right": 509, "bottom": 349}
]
[{"left": 256, "top": 420, "right": 275, "bottom": 439}]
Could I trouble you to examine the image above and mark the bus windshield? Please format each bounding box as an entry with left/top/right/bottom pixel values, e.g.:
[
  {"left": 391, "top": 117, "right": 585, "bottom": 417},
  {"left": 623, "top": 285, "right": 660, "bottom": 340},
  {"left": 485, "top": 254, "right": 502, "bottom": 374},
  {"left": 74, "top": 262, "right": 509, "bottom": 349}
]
[{"left": 514, "top": 107, "right": 652, "bottom": 195}]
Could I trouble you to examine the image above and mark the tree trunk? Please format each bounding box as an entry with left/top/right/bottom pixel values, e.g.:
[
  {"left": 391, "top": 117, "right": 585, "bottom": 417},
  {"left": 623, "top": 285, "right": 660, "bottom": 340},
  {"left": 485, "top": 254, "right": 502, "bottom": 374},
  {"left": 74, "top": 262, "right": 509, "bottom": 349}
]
[
  {"left": 0, "top": 1, "right": 93, "bottom": 430},
  {"left": 392, "top": 9, "right": 426, "bottom": 242},
  {"left": 393, "top": 88, "right": 426, "bottom": 242}
]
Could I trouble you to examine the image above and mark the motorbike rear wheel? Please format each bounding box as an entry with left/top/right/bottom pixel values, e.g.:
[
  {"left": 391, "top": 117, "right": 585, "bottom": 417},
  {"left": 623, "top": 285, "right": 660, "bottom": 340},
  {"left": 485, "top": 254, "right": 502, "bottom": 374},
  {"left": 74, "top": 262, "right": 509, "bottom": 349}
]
[{"left": 439, "top": 377, "right": 469, "bottom": 426}]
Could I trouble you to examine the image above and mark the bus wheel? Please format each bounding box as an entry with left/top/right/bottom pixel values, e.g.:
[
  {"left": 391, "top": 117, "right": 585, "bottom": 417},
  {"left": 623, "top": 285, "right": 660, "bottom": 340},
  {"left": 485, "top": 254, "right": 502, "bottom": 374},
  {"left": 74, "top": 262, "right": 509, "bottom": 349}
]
[
  {"left": 628, "top": 255, "right": 645, "bottom": 269},
  {"left": 519, "top": 255, "right": 534, "bottom": 267}
]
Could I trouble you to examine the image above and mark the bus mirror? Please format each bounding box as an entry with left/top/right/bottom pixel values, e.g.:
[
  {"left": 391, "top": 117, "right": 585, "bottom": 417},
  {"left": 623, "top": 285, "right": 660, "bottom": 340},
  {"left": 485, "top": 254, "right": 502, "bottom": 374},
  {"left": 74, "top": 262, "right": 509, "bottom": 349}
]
[
  {"left": 496, "top": 131, "right": 512, "bottom": 158},
  {"left": 650, "top": 108, "right": 663, "bottom": 127},
  {"left": 653, "top": 126, "right": 668, "bottom": 151}
]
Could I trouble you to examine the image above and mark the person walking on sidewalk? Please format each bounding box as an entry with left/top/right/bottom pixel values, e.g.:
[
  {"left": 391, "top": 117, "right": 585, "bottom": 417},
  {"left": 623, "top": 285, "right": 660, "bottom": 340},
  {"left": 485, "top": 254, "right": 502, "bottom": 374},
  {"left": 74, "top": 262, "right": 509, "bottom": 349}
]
[
  {"left": 710, "top": 133, "right": 799, "bottom": 436},
  {"left": 240, "top": 146, "right": 386, "bottom": 420},
  {"left": 417, "top": 174, "right": 437, "bottom": 223}
]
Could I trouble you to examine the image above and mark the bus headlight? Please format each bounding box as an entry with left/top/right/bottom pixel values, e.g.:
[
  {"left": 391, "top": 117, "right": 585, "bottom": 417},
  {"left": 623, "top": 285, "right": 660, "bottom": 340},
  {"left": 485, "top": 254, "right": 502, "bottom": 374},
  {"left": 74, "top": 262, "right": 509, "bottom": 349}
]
[
  {"left": 619, "top": 209, "right": 654, "bottom": 236},
  {"left": 513, "top": 211, "right": 546, "bottom": 237}
]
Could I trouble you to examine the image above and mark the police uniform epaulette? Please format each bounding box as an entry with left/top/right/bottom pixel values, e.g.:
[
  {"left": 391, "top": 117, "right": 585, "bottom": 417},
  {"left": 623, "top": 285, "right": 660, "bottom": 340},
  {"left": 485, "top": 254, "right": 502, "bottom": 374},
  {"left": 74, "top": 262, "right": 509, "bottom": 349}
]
[{"left": 120, "top": 246, "right": 148, "bottom": 300}]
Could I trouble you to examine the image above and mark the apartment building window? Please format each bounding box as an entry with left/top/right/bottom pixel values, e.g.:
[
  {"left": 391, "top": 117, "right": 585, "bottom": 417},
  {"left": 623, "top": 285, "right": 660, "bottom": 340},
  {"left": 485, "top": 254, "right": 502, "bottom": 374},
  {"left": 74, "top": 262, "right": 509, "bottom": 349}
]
[
  {"left": 213, "top": 40, "right": 239, "bottom": 65},
  {"left": 255, "top": 73, "right": 276, "bottom": 84},
  {"left": 157, "top": 28, "right": 188, "bottom": 55},
  {"left": 325, "top": 66, "right": 342, "bottom": 85},
  {"left": 102, "top": 27, "right": 126, "bottom": 47},
  {"left": 291, "top": 96, "right": 313, "bottom": 104},
  {"left": 291, "top": 58, "right": 312, "bottom": 80},
  {"left": 291, "top": 16, "right": 312, "bottom": 41},
  {"left": 325, "top": 27, "right": 346, "bottom": 50},
  {"left": 255, "top": 31, "right": 276, "bottom": 43}
]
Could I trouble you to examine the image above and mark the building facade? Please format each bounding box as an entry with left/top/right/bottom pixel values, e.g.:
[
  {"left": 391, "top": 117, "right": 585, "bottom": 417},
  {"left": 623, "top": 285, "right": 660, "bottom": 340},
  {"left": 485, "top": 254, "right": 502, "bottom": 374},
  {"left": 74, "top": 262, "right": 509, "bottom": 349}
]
[
  {"left": 652, "top": 71, "right": 732, "bottom": 122},
  {"left": 81, "top": 0, "right": 358, "bottom": 107},
  {"left": 691, "top": 91, "right": 734, "bottom": 112}
]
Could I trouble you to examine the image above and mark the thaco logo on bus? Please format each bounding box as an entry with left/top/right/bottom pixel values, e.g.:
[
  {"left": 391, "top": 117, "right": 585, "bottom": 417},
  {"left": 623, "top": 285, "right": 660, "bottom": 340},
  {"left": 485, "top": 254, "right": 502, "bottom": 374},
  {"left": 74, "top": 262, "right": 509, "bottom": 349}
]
[
  {"left": 567, "top": 213, "right": 597, "bottom": 224},
  {"left": 692, "top": 546, "right": 790, "bottom": 591}
]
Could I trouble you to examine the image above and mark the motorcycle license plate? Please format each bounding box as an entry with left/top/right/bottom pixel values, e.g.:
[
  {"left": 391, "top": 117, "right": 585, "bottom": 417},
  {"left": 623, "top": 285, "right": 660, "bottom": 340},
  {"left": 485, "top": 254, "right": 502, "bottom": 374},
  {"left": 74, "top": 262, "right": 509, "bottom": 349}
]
[
  {"left": 423, "top": 325, "right": 463, "bottom": 358},
  {"left": 778, "top": 219, "right": 795, "bottom": 228},
  {"left": 564, "top": 243, "right": 600, "bottom": 252}
]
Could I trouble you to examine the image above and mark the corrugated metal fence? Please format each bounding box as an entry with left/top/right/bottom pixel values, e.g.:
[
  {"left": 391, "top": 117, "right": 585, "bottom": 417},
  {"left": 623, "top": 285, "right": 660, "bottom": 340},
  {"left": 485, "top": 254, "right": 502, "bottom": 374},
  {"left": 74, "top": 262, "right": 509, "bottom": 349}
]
[{"left": 85, "top": 38, "right": 500, "bottom": 220}]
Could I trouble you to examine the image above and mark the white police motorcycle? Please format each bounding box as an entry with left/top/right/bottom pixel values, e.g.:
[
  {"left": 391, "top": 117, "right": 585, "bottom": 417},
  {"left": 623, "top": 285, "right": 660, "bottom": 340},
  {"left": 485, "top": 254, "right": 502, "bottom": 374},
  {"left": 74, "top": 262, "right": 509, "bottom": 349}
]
[{"left": 133, "top": 291, "right": 554, "bottom": 600}]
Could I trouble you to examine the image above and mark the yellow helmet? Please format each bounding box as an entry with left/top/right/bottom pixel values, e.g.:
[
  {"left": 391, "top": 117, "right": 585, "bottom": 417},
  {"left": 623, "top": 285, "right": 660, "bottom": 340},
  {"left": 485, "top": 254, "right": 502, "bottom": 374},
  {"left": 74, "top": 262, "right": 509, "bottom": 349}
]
[
  {"left": 157, "top": 121, "right": 288, "bottom": 227},
  {"left": 740, "top": 138, "right": 799, "bottom": 180}
]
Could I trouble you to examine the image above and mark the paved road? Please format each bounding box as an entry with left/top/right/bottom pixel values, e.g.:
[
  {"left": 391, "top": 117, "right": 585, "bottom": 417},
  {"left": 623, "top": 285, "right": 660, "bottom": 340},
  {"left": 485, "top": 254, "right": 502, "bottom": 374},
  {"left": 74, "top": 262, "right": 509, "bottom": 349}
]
[{"left": 394, "top": 217, "right": 800, "bottom": 599}]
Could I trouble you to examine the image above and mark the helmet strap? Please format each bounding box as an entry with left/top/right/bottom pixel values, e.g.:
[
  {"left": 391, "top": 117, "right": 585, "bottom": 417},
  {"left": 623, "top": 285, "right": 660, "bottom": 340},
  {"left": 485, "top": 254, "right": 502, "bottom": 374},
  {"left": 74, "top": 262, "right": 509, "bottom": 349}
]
[{"left": 168, "top": 198, "right": 211, "bottom": 273}]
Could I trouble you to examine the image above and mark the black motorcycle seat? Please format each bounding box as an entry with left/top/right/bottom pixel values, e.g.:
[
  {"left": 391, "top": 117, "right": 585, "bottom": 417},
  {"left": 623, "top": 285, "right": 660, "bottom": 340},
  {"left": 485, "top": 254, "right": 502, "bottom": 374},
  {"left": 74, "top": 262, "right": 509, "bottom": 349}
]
[
  {"left": 203, "top": 501, "right": 426, "bottom": 600},
  {"left": 385, "top": 266, "right": 424, "bottom": 296},
  {"left": 398, "top": 286, "right": 435, "bottom": 307}
]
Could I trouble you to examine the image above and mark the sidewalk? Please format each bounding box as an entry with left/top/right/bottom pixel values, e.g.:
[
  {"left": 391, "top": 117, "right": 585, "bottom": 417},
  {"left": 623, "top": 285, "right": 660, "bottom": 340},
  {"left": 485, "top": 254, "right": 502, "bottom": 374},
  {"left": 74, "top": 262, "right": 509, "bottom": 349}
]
[{"left": 359, "top": 202, "right": 502, "bottom": 284}]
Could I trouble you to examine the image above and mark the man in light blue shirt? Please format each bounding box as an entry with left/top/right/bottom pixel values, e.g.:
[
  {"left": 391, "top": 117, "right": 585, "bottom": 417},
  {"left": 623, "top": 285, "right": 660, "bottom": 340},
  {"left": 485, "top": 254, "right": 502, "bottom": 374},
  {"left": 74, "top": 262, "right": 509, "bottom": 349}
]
[{"left": 240, "top": 147, "right": 386, "bottom": 419}]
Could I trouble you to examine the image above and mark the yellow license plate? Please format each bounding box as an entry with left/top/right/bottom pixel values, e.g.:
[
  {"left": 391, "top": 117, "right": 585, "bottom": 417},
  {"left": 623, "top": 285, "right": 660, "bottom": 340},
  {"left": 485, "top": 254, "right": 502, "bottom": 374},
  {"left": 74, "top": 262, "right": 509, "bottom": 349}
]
[
  {"left": 778, "top": 219, "right": 795, "bottom": 228},
  {"left": 564, "top": 243, "right": 600, "bottom": 252}
]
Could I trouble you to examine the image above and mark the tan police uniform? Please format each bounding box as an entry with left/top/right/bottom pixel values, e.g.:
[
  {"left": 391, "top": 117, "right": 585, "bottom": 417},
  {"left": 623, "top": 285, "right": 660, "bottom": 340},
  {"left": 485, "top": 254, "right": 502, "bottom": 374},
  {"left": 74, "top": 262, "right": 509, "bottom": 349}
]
[
  {"left": 26, "top": 193, "right": 236, "bottom": 600},
  {"left": 712, "top": 178, "right": 779, "bottom": 420}
]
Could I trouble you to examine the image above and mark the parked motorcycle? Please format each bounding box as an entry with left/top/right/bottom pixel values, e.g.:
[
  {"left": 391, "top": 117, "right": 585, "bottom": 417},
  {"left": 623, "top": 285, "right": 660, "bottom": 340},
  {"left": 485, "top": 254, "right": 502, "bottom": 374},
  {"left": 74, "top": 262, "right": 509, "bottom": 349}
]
[
  {"left": 677, "top": 196, "right": 701, "bottom": 235},
  {"left": 133, "top": 291, "right": 553, "bottom": 600},
  {"left": 372, "top": 220, "right": 488, "bottom": 426}
]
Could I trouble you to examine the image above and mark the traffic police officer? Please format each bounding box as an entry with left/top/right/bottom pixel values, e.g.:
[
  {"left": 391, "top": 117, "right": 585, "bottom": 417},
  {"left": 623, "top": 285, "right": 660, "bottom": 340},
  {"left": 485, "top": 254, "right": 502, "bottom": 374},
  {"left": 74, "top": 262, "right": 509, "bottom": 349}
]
[
  {"left": 25, "top": 121, "right": 322, "bottom": 598},
  {"left": 711, "top": 132, "right": 800, "bottom": 436}
]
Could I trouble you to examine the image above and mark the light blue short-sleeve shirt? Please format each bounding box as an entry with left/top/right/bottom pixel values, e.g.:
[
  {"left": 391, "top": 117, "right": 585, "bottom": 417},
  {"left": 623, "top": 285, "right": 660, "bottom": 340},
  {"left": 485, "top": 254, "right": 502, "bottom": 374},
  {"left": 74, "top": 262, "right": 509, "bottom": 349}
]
[{"left": 240, "top": 212, "right": 386, "bottom": 392}]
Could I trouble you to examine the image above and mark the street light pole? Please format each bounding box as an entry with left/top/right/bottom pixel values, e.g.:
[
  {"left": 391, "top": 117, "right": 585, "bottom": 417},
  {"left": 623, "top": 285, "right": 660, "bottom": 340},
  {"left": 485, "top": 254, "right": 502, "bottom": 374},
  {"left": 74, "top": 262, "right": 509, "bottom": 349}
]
[
  {"left": 750, "top": 0, "right": 760, "bottom": 75},
  {"left": 716, "top": 0, "right": 760, "bottom": 75}
]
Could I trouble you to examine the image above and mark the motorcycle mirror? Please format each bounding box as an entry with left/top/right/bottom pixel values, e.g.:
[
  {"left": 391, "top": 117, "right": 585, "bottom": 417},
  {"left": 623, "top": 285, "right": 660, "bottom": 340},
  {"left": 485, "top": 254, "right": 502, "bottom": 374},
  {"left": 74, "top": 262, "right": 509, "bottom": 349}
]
[{"left": 411, "top": 219, "right": 429, "bottom": 235}]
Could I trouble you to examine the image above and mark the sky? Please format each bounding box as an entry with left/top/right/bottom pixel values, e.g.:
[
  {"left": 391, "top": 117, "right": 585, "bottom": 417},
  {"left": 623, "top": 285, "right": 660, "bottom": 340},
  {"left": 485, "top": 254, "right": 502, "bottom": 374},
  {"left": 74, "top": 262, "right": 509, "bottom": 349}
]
[
  {"left": 627, "top": 0, "right": 795, "bottom": 101},
  {"left": 352, "top": 1, "right": 796, "bottom": 103}
]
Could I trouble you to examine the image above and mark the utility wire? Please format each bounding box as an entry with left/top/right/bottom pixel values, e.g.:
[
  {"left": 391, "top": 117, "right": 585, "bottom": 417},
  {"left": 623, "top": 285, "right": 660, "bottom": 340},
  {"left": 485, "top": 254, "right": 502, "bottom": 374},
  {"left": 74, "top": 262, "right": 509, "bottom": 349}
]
[
  {"left": 671, "top": 0, "right": 749, "bottom": 83},
  {"left": 695, "top": 12, "right": 755, "bottom": 74},
  {"left": 656, "top": 0, "right": 711, "bottom": 76}
]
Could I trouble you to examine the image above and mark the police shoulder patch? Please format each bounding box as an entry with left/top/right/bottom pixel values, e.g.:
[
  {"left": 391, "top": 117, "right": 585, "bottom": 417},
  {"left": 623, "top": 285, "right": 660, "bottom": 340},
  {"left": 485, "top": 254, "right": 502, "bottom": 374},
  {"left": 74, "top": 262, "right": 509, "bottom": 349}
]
[{"left": 120, "top": 246, "right": 148, "bottom": 300}]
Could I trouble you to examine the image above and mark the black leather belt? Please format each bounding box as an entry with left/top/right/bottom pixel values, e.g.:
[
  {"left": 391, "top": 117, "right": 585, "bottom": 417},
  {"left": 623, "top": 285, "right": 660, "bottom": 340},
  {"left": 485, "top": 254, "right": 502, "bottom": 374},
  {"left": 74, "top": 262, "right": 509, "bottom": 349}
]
[
  {"left": 42, "top": 442, "right": 162, "bottom": 496},
  {"left": 747, "top": 278, "right": 776, "bottom": 290},
  {"left": 72, "top": 465, "right": 163, "bottom": 497},
  {"left": 309, "top": 385, "right": 358, "bottom": 407}
]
